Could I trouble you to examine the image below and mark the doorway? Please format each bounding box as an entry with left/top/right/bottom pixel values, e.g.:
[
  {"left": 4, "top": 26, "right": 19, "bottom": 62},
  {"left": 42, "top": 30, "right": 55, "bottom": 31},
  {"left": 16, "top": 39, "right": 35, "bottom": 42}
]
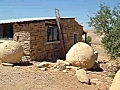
[{"left": 73, "top": 33, "right": 79, "bottom": 44}]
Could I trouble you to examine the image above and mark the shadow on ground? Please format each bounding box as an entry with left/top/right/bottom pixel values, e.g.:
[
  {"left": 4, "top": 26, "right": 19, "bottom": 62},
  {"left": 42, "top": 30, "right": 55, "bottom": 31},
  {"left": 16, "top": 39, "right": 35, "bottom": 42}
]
[{"left": 14, "top": 61, "right": 33, "bottom": 66}]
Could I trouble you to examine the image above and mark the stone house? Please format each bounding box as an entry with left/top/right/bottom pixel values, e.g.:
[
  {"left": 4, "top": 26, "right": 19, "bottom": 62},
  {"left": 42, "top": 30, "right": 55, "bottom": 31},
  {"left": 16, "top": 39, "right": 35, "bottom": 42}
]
[{"left": 0, "top": 17, "right": 86, "bottom": 62}]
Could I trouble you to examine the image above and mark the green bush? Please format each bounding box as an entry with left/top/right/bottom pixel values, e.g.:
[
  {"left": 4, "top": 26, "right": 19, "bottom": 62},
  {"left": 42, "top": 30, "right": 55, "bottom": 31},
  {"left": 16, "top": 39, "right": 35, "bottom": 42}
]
[{"left": 86, "top": 36, "right": 92, "bottom": 43}]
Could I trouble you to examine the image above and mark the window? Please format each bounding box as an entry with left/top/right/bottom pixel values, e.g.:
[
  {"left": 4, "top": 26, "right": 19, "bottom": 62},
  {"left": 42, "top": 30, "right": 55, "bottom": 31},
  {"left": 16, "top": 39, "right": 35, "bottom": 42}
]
[
  {"left": 0, "top": 24, "right": 13, "bottom": 39},
  {"left": 47, "top": 26, "right": 59, "bottom": 42},
  {"left": 73, "top": 33, "right": 79, "bottom": 44}
]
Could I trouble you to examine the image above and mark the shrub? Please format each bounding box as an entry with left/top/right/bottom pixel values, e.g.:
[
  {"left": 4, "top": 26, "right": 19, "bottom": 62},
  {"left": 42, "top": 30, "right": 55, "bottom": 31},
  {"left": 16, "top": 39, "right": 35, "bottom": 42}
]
[{"left": 86, "top": 36, "right": 92, "bottom": 43}]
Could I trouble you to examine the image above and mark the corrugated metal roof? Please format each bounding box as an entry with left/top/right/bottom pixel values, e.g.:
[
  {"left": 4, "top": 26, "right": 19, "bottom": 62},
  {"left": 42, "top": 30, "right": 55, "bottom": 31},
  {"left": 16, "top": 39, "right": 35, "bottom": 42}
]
[{"left": 0, "top": 17, "right": 75, "bottom": 24}]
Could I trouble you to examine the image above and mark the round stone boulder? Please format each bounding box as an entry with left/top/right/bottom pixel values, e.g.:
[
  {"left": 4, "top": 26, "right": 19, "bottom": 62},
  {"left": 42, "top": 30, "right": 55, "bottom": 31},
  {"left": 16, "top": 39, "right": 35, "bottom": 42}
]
[
  {"left": 66, "top": 42, "right": 97, "bottom": 69},
  {"left": 0, "top": 41, "right": 23, "bottom": 63},
  {"left": 110, "top": 70, "right": 120, "bottom": 90}
]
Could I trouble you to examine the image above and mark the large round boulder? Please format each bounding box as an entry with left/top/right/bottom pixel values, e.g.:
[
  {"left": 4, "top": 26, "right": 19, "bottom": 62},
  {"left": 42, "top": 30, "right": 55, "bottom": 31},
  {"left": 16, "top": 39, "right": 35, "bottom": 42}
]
[
  {"left": 110, "top": 70, "right": 120, "bottom": 90},
  {"left": 66, "top": 42, "right": 97, "bottom": 69},
  {"left": 0, "top": 41, "right": 23, "bottom": 63}
]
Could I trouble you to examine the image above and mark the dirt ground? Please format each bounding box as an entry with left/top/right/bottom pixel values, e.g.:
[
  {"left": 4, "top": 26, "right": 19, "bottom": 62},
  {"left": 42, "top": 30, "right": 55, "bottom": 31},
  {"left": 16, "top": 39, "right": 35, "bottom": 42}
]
[
  {"left": 0, "top": 30, "right": 119, "bottom": 90},
  {"left": 0, "top": 65, "right": 98, "bottom": 90},
  {"left": 0, "top": 63, "right": 112, "bottom": 90}
]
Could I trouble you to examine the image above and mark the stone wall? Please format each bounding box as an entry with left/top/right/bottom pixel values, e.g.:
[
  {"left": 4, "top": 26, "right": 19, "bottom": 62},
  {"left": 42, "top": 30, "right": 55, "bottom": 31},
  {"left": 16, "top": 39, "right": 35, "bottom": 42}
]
[
  {"left": 14, "top": 31, "right": 31, "bottom": 62},
  {"left": 13, "top": 18, "right": 83, "bottom": 61}
]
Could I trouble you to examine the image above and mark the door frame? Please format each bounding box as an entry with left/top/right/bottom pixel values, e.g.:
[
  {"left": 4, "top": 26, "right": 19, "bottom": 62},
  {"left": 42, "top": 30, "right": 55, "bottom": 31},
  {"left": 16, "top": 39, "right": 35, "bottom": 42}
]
[{"left": 73, "top": 32, "right": 79, "bottom": 44}]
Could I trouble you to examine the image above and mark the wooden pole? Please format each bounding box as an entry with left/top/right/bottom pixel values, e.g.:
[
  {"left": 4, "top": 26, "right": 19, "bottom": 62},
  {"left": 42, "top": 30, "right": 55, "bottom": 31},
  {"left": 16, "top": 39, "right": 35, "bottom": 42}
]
[{"left": 54, "top": 8, "right": 65, "bottom": 59}]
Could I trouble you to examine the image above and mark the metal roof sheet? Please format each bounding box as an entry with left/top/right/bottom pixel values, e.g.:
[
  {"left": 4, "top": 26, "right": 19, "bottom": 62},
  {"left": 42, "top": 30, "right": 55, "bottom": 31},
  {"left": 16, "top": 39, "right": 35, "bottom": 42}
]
[{"left": 0, "top": 17, "right": 75, "bottom": 24}]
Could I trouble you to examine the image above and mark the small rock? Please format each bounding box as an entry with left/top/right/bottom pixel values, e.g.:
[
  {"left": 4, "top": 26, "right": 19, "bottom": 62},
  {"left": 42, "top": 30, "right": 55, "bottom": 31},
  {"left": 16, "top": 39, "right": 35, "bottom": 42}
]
[
  {"left": 57, "top": 60, "right": 70, "bottom": 66},
  {"left": 53, "top": 64, "right": 57, "bottom": 68},
  {"left": 66, "top": 66, "right": 79, "bottom": 71},
  {"left": 86, "top": 71, "right": 92, "bottom": 74},
  {"left": 62, "top": 70, "right": 67, "bottom": 73},
  {"left": 2, "top": 63, "right": 14, "bottom": 66},
  {"left": 75, "top": 69, "right": 90, "bottom": 84},
  {"left": 103, "top": 71, "right": 107, "bottom": 73},
  {"left": 90, "top": 78, "right": 99, "bottom": 85},
  {"left": 38, "top": 67, "right": 47, "bottom": 71},
  {"left": 91, "top": 72, "right": 97, "bottom": 74},
  {"left": 56, "top": 60, "right": 71, "bottom": 71},
  {"left": 54, "top": 68, "right": 60, "bottom": 71},
  {"left": 58, "top": 64, "right": 66, "bottom": 70},
  {"left": 94, "top": 51, "right": 98, "bottom": 60},
  {"left": 56, "top": 60, "right": 67, "bottom": 70},
  {"left": 37, "top": 62, "right": 50, "bottom": 68}
]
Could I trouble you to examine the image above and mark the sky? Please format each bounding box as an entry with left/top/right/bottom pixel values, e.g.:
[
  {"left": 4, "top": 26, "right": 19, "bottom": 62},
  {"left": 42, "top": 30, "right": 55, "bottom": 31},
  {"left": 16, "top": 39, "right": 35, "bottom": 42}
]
[{"left": 0, "top": 0, "right": 119, "bottom": 29}]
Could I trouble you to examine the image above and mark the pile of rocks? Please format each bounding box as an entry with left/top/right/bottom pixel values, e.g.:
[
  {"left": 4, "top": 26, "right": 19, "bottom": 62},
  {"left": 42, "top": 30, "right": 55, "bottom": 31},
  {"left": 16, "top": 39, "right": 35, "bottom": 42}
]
[
  {"left": 14, "top": 31, "right": 31, "bottom": 62},
  {"left": 36, "top": 60, "right": 70, "bottom": 72},
  {"left": 35, "top": 60, "right": 108, "bottom": 90}
]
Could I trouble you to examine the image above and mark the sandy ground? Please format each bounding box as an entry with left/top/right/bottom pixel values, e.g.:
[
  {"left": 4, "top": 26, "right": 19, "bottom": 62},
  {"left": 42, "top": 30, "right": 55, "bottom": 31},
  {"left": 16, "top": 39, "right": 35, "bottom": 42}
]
[
  {"left": 0, "top": 65, "right": 99, "bottom": 90},
  {"left": 0, "top": 62, "right": 113, "bottom": 90}
]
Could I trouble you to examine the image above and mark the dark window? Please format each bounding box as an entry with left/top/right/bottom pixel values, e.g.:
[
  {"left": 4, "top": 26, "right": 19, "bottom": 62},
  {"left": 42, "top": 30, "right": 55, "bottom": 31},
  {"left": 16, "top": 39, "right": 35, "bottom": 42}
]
[
  {"left": 47, "top": 26, "right": 59, "bottom": 42},
  {"left": 1, "top": 24, "right": 13, "bottom": 39},
  {"left": 73, "top": 34, "right": 78, "bottom": 44}
]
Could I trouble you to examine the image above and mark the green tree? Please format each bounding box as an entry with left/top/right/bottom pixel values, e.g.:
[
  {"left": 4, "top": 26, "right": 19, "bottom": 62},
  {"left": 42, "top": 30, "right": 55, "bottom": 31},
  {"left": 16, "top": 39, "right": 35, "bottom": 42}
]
[{"left": 88, "top": 3, "right": 120, "bottom": 59}]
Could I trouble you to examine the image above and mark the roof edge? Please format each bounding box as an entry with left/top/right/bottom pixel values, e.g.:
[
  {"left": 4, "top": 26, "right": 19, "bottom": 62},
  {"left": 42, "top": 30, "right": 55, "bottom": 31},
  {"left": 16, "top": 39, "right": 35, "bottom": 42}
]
[{"left": 0, "top": 17, "right": 75, "bottom": 24}]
